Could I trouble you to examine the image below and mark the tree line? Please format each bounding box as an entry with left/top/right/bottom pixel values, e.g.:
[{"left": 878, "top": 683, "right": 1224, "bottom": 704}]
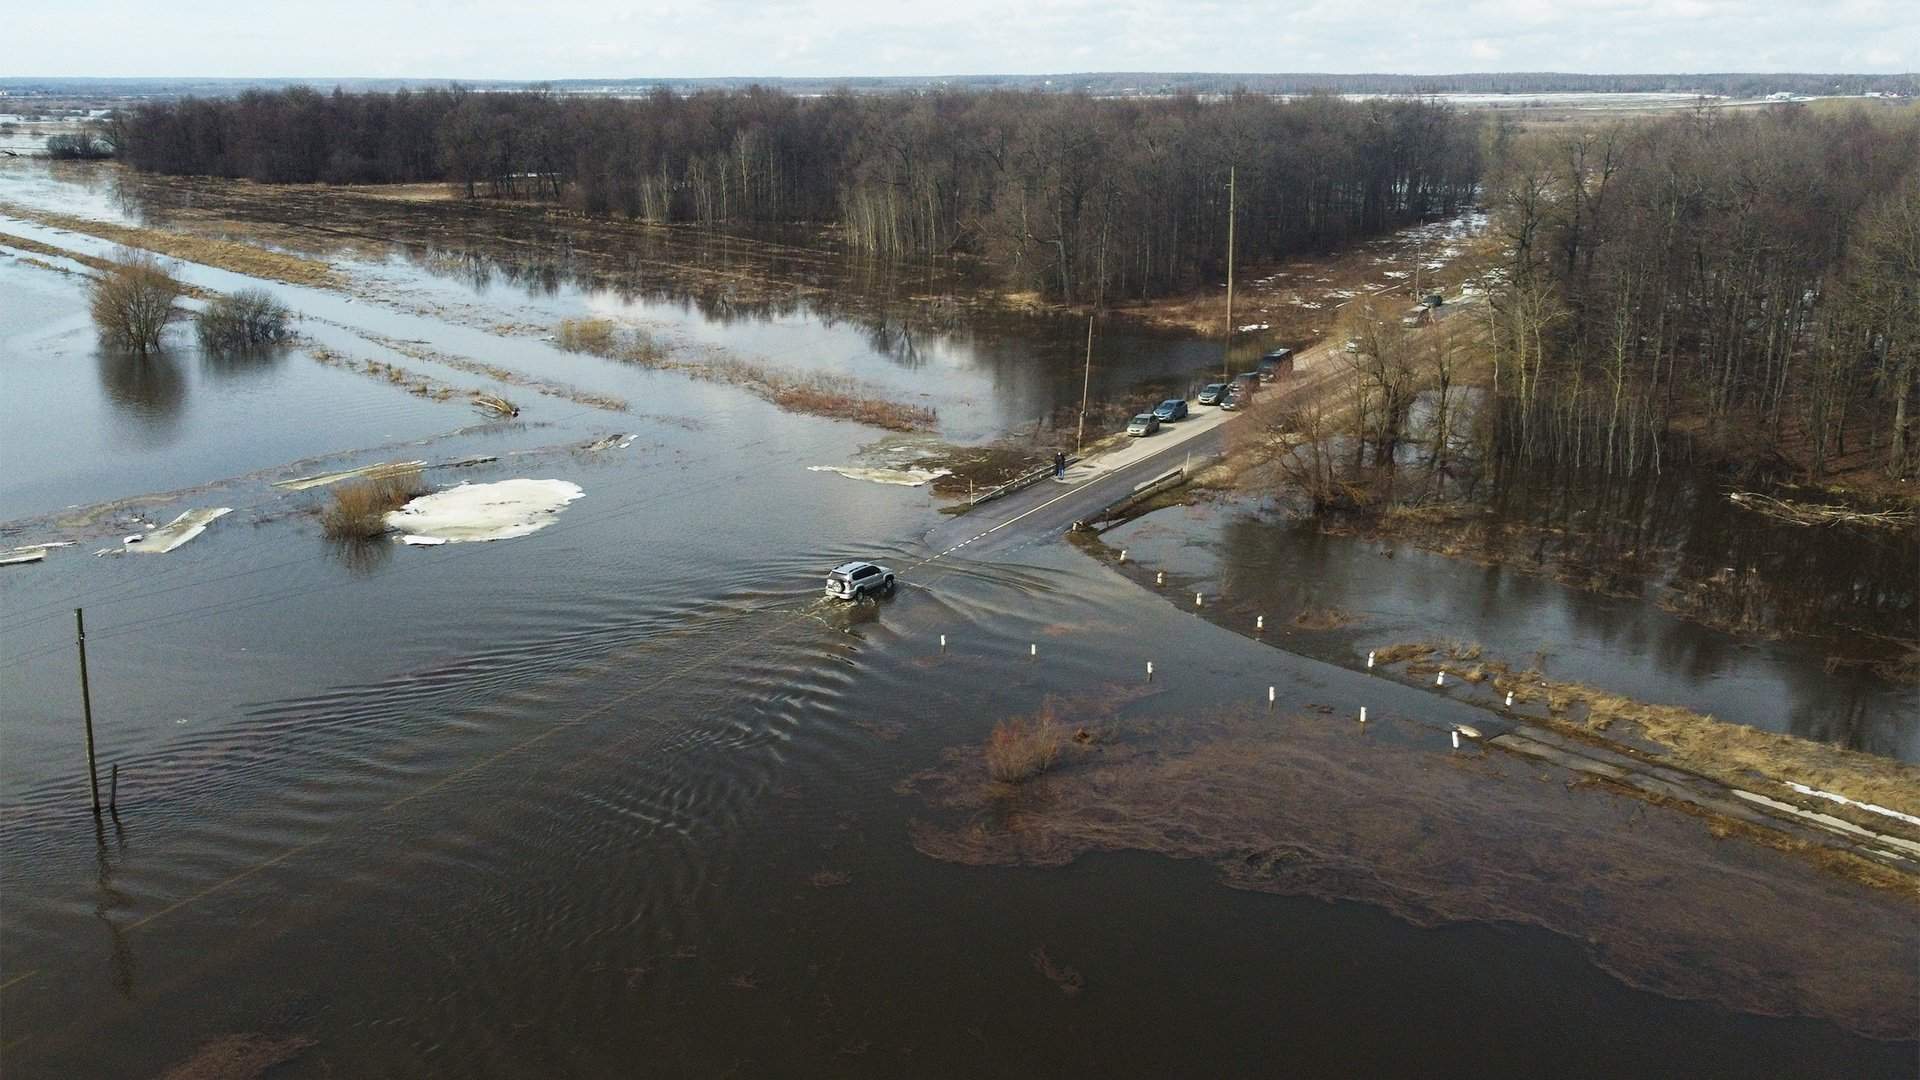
[
  {"left": 1481, "top": 105, "right": 1920, "bottom": 482},
  {"left": 109, "top": 86, "right": 1481, "bottom": 303}
]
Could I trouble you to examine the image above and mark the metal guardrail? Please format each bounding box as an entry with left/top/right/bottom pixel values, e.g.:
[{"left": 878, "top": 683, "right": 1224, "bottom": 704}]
[{"left": 967, "top": 455, "right": 1079, "bottom": 508}]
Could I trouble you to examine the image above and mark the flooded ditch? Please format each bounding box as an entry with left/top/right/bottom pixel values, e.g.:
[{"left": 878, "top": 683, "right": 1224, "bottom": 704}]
[{"left": 2, "top": 159, "right": 1914, "bottom": 1076}]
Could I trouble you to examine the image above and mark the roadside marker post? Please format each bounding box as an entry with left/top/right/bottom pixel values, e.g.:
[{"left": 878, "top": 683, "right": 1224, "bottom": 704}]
[
  {"left": 1146, "top": 661, "right": 1154, "bottom": 682},
  {"left": 1194, "top": 592, "right": 1203, "bottom": 608},
  {"left": 939, "top": 634, "right": 947, "bottom": 653},
  {"left": 1451, "top": 730, "right": 1460, "bottom": 750},
  {"left": 1156, "top": 571, "right": 1164, "bottom": 586},
  {"left": 1267, "top": 686, "right": 1275, "bottom": 709},
  {"left": 1367, "top": 650, "right": 1375, "bottom": 669},
  {"left": 1359, "top": 707, "right": 1367, "bottom": 724},
  {"left": 76, "top": 608, "right": 101, "bottom": 817},
  {"left": 1256, "top": 615, "right": 1264, "bottom": 632},
  {"left": 1030, "top": 643, "right": 1037, "bottom": 660},
  {"left": 1435, "top": 671, "right": 1445, "bottom": 687}
]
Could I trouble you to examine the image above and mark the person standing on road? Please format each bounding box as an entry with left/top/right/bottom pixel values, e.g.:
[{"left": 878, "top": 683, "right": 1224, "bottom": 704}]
[{"left": 1053, "top": 451, "right": 1066, "bottom": 478}]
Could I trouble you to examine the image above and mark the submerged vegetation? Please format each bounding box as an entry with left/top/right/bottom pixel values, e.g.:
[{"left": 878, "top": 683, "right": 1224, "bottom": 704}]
[
  {"left": 319, "top": 468, "right": 428, "bottom": 541},
  {"left": 195, "top": 288, "right": 292, "bottom": 352},
  {"left": 87, "top": 247, "right": 182, "bottom": 355},
  {"left": 984, "top": 706, "right": 1065, "bottom": 784},
  {"left": 113, "top": 87, "right": 1480, "bottom": 302},
  {"left": 553, "top": 318, "right": 936, "bottom": 431}
]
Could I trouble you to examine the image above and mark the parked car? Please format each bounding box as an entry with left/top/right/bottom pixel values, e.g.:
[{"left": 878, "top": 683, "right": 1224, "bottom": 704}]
[
  {"left": 1231, "top": 372, "right": 1262, "bottom": 396},
  {"left": 825, "top": 560, "right": 895, "bottom": 600},
  {"left": 1152, "top": 398, "right": 1188, "bottom": 422},
  {"left": 1126, "top": 413, "right": 1161, "bottom": 436},
  {"left": 1220, "top": 385, "right": 1248, "bottom": 411},
  {"left": 1254, "top": 348, "right": 1293, "bottom": 381},
  {"left": 1196, "top": 382, "right": 1230, "bottom": 405}
]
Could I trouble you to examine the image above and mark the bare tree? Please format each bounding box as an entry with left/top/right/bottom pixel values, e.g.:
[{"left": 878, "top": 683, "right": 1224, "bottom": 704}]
[{"left": 88, "top": 249, "right": 182, "bottom": 356}]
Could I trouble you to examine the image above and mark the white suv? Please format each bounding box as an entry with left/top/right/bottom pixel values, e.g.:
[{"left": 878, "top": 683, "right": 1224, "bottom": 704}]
[{"left": 825, "top": 561, "right": 896, "bottom": 600}]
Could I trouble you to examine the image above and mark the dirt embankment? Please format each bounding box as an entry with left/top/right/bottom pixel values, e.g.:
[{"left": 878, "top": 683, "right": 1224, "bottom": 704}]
[
  {"left": 1367, "top": 641, "right": 1920, "bottom": 838},
  {"left": 902, "top": 698, "right": 1918, "bottom": 1041}
]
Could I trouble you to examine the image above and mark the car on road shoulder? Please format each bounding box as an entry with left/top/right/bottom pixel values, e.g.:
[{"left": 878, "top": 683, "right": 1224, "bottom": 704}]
[
  {"left": 1196, "top": 382, "right": 1230, "bottom": 406},
  {"left": 825, "top": 560, "right": 895, "bottom": 600},
  {"left": 1126, "top": 413, "right": 1160, "bottom": 436},
  {"left": 1220, "top": 385, "right": 1248, "bottom": 411},
  {"left": 1152, "top": 398, "right": 1188, "bottom": 422}
]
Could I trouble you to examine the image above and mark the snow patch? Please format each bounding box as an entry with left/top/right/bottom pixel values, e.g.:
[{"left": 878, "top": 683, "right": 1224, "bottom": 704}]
[
  {"left": 809, "top": 465, "right": 951, "bottom": 487},
  {"left": 386, "top": 479, "right": 584, "bottom": 544}
]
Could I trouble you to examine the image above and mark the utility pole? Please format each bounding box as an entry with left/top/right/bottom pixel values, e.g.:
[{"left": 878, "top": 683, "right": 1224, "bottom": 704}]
[
  {"left": 1222, "top": 164, "right": 1236, "bottom": 383},
  {"left": 1077, "top": 314, "right": 1093, "bottom": 456},
  {"left": 76, "top": 607, "right": 101, "bottom": 816}
]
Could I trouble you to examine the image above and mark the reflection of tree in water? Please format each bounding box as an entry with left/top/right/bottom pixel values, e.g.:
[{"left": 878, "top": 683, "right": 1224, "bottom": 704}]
[
  {"left": 94, "top": 345, "right": 186, "bottom": 441},
  {"left": 198, "top": 343, "right": 289, "bottom": 381}
]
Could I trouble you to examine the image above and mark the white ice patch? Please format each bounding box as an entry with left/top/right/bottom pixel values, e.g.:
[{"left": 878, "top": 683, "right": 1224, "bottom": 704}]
[
  {"left": 128, "top": 508, "right": 232, "bottom": 554},
  {"left": 808, "top": 465, "right": 951, "bottom": 487},
  {"left": 386, "top": 479, "right": 584, "bottom": 544}
]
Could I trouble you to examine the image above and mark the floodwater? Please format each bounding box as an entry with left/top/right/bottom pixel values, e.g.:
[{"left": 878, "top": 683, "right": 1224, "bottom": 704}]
[
  {"left": 1102, "top": 484, "right": 1920, "bottom": 761},
  {"left": 1, "top": 160, "right": 1914, "bottom": 1076}
]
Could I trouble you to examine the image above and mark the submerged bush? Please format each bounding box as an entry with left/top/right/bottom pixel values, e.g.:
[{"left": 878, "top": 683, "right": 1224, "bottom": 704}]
[
  {"left": 555, "top": 318, "right": 666, "bottom": 364},
  {"left": 88, "top": 248, "right": 182, "bottom": 355},
  {"left": 985, "top": 709, "right": 1064, "bottom": 784},
  {"left": 320, "top": 469, "right": 428, "bottom": 541},
  {"left": 196, "top": 288, "right": 292, "bottom": 352}
]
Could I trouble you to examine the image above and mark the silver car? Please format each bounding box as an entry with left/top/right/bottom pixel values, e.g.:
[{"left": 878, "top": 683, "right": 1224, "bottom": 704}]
[{"left": 825, "top": 560, "right": 895, "bottom": 600}]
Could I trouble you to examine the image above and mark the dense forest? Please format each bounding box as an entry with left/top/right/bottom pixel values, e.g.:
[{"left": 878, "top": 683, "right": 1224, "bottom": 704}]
[
  {"left": 1481, "top": 107, "right": 1920, "bottom": 481},
  {"left": 108, "top": 86, "right": 1482, "bottom": 302}
]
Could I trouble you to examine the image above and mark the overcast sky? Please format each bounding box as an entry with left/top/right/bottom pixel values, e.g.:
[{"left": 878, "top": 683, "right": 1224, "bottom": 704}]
[{"left": 12, "top": 0, "right": 1916, "bottom": 79}]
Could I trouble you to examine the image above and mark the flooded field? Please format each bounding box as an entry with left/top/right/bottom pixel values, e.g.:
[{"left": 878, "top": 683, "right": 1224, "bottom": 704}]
[{"left": 2, "top": 160, "right": 1914, "bottom": 1076}]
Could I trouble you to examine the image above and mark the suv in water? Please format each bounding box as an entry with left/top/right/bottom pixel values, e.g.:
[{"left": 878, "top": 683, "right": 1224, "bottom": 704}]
[{"left": 825, "top": 561, "right": 895, "bottom": 600}]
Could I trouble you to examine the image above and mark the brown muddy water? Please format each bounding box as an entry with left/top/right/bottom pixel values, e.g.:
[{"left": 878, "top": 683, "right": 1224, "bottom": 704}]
[{"left": 1, "top": 160, "right": 1915, "bottom": 1077}]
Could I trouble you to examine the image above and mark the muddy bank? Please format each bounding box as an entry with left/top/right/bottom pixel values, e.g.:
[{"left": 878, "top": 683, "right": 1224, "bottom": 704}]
[{"left": 903, "top": 704, "right": 1918, "bottom": 1041}]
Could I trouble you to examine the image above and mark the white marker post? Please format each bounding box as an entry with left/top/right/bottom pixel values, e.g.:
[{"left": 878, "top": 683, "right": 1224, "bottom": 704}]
[
  {"left": 1256, "top": 615, "right": 1265, "bottom": 632},
  {"left": 1156, "top": 571, "right": 1165, "bottom": 586},
  {"left": 1146, "top": 660, "right": 1154, "bottom": 681},
  {"left": 1119, "top": 549, "right": 1127, "bottom": 563},
  {"left": 1451, "top": 730, "right": 1460, "bottom": 749},
  {"left": 1194, "top": 592, "right": 1204, "bottom": 608},
  {"left": 1367, "top": 651, "right": 1376, "bottom": 669},
  {"left": 1267, "top": 686, "right": 1275, "bottom": 709},
  {"left": 1030, "top": 643, "right": 1037, "bottom": 660},
  {"left": 1359, "top": 707, "right": 1367, "bottom": 724},
  {"left": 1435, "top": 671, "right": 1445, "bottom": 687},
  {"left": 1505, "top": 691, "right": 1513, "bottom": 707},
  {"left": 940, "top": 634, "right": 947, "bottom": 653}
]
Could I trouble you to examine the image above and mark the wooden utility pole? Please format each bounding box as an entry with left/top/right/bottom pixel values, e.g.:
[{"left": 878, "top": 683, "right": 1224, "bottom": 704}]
[
  {"left": 1077, "top": 314, "right": 1094, "bottom": 455},
  {"left": 1222, "top": 164, "right": 1236, "bottom": 383},
  {"left": 76, "top": 607, "right": 101, "bottom": 816}
]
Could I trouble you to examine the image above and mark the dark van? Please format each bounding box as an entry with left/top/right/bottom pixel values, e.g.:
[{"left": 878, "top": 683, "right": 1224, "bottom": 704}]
[{"left": 1254, "top": 348, "right": 1293, "bottom": 382}]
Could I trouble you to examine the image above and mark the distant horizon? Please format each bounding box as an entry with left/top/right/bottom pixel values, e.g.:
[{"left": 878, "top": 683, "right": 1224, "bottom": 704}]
[{"left": 10, "top": 0, "right": 1914, "bottom": 82}]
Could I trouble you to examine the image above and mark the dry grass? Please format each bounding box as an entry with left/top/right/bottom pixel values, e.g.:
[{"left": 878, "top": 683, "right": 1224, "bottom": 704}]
[
  {"left": 0, "top": 200, "right": 337, "bottom": 286},
  {"left": 552, "top": 320, "right": 935, "bottom": 431},
  {"left": 1371, "top": 638, "right": 1920, "bottom": 826},
  {"left": 985, "top": 707, "right": 1065, "bottom": 784},
  {"left": 158, "top": 1033, "right": 315, "bottom": 1080},
  {"left": 319, "top": 468, "right": 427, "bottom": 541}
]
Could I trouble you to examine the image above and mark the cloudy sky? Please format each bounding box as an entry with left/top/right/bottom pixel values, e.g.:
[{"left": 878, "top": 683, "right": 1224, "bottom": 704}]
[{"left": 13, "top": 0, "right": 1916, "bottom": 78}]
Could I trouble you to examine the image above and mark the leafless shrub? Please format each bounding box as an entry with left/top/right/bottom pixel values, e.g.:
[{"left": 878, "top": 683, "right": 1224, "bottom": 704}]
[
  {"left": 985, "top": 706, "right": 1064, "bottom": 784},
  {"left": 195, "top": 288, "right": 291, "bottom": 352},
  {"left": 320, "top": 469, "right": 427, "bottom": 541},
  {"left": 88, "top": 248, "right": 182, "bottom": 355}
]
